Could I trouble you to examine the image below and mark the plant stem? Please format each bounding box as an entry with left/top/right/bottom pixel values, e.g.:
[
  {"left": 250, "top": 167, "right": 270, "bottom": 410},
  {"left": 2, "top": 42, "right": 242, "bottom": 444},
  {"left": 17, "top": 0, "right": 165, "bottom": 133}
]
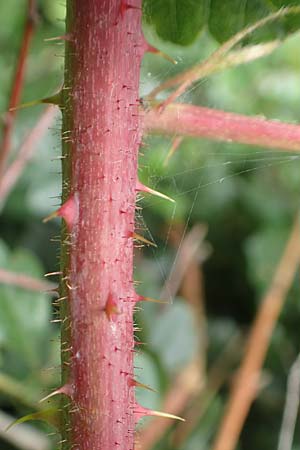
[
  {"left": 0, "top": 0, "right": 37, "bottom": 177},
  {"left": 60, "top": 1, "right": 143, "bottom": 449},
  {"left": 0, "top": 268, "right": 55, "bottom": 293},
  {"left": 0, "top": 106, "right": 56, "bottom": 208},
  {"left": 145, "top": 103, "right": 300, "bottom": 152}
]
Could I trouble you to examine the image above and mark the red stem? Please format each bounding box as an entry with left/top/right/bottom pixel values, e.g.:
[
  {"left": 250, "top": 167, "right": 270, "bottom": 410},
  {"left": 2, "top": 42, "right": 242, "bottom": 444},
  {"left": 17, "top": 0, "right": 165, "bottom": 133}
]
[
  {"left": 60, "top": 1, "right": 143, "bottom": 449},
  {"left": 145, "top": 103, "right": 300, "bottom": 152},
  {"left": 0, "top": 0, "right": 37, "bottom": 176}
]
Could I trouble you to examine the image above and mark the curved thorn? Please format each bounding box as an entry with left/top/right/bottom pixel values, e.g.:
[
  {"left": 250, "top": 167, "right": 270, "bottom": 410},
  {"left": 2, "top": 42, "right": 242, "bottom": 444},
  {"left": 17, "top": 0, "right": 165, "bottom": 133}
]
[
  {"left": 146, "top": 44, "right": 177, "bottom": 64},
  {"left": 39, "top": 384, "right": 73, "bottom": 403},
  {"left": 42, "top": 210, "right": 58, "bottom": 224},
  {"left": 136, "top": 181, "right": 175, "bottom": 203},
  {"left": 133, "top": 232, "right": 157, "bottom": 247},
  {"left": 139, "top": 295, "right": 170, "bottom": 304}
]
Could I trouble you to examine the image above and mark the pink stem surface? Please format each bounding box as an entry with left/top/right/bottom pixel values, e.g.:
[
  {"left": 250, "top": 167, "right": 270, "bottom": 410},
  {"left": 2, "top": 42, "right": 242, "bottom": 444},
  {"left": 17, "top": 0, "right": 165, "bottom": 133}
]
[
  {"left": 145, "top": 103, "right": 300, "bottom": 152},
  {"left": 61, "top": 1, "right": 143, "bottom": 449}
]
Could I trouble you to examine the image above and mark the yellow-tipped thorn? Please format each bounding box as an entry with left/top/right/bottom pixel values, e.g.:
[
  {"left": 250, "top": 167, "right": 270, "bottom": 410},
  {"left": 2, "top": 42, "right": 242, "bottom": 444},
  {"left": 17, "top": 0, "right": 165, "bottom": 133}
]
[
  {"left": 133, "top": 232, "right": 157, "bottom": 248},
  {"left": 42, "top": 210, "right": 59, "bottom": 224},
  {"left": 42, "top": 92, "right": 62, "bottom": 106},
  {"left": 137, "top": 181, "right": 175, "bottom": 204},
  {"left": 147, "top": 44, "right": 177, "bottom": 65},
  {"left": 5, "top": 408, "right": 60, "bottom": 432},
  {"left": 9, "top": 99, "right": 43, "bottom": 111},
  {"left": 144, "top": 186, "right": 175, "bottom": 203},
  {"left": 39, "top": 384, "right": 73, "bottom": 403},
  {"left": 157, "top": 51, "right": 177, "bottom": 65},
  {"left": 150, "top": 410, "right": 185, "bottom": 421},
  {"left": 131, "top": 379, "right": 157, "bottom": 393},
  {"left": 39, "top": 390, "right": 60, "bottom": 403},
  {"left": 141, "top": 296, "right": 170, "bottom": 305},
  {"left": 44, "top": 271, "right": 62, "bottom": 277},
  {"left": 44, "top": 34, "right": 72, "bottom": 42},
  {"left": 9, "top": 92, "right": 61, "bottom": 112}
]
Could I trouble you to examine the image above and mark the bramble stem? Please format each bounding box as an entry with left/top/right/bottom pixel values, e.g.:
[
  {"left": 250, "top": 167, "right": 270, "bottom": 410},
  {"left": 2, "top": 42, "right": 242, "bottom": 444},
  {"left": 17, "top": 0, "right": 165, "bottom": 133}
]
[
  {"left": 145, "top": 103, "right": 300, "bottom": 153},
  {"left": 60, "top": 1, "right": 143, "bottom": 449}
]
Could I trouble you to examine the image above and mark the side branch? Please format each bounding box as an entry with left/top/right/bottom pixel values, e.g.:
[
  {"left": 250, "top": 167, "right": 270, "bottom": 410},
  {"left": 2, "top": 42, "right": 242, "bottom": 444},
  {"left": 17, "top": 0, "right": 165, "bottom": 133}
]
[
  {"left": 0, "top": 268, "right": 56, "bottom": 294},
  {"left": 0, "top": 106, "right": 56, "bottom": 208},
  {"left": 0, "top": 0, "right": 37, "bottom": 176},
  {"left": 145, "top": 103, "right": 300, "bottom": 152}
]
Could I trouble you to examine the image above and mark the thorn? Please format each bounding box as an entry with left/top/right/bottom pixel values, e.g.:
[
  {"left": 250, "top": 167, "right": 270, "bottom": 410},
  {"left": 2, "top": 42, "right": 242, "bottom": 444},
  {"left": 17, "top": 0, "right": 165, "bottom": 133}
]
[
  {"left": 104, "top": 293, "right": 121, "bottom": 321},
  {"left": 129, "top": 378, "right": 156, "bottom": 393},
  {"left": 9, "top": 99, "right": 42, "bottom": 111},
  {"left": 9, "top": 91, "right": 62, "bottom": 111},
  {"left": 132, "top": 232, "right": 157, "bottom": 247},
  {"left": 133, "top": 404, "right": 185, "bottom": 423},
  {"left": 119, "top": 1, "right": 141, "bottom": 19},
  {"left": 137, "top": 295, "right": 170, "bottom": 305},
  {"left": 43, "top": 194, "right": 78, "bottom": 231},
  {"left": 43, "top": 92, "right": 62, "bottom": 107},
  {"left": 53, "top": 296, "right": 68, "bottom": 304},
  {"left": 42, "top": 210, "right": 59, "bottom": 223},
  {"left": 40, "top": 384, "right": 74, "bottom": 403},
  {"left": 164, "top": 136, "right": 184, "bottom": 166},
  {"left": 136, "top": 180, "right": 175, "bottom": 204},
  {"left": 44, "top": 271, "right": 62, "bottom": 278},
  {"left": 44, "top": 34, "right": 72, "bottom": 42},
  {"left": 145, "top": 43, "right": 177, "bottom": 64}
]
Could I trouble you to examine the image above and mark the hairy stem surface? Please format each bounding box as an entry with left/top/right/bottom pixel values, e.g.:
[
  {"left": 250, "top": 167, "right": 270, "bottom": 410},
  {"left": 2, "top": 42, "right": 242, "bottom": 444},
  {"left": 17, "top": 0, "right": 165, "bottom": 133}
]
[{"left": 60, "top": 1, "right": 143, "bottom": 449}]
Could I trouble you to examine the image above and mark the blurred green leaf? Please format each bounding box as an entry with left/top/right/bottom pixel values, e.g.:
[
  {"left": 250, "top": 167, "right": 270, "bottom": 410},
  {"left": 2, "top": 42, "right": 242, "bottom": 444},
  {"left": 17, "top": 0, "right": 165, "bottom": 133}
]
[
  {"left": 135, "top": 352, "right": 161, "bottom": 410},
  {"left": 148, "top": 299, "right": 199, "bottom": 372},
  {"left": 0, "top": 241, "right": 51, "bottom": 374},
  {"left": 143, "top": 0, "right": 300, "bottom": 46},
  {"left": 143, "top": 0, "right": 206, "bottom": 46},
  {"left": 244, "top": 227, "right": 289, "bottom": 294}
]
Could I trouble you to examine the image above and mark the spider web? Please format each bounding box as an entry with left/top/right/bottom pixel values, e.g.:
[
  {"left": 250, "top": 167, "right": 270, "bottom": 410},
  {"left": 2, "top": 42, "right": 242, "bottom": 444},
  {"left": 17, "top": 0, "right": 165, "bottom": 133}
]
[{"left": 136, "top": 32, "right": 300, "bottom": 303}]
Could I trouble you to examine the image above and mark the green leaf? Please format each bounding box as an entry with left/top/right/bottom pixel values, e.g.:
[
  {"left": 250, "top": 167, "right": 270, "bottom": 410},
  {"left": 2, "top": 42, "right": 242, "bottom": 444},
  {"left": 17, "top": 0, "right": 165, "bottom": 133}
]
[
  {"left": 148, "top": 299, "right": 199, "bottom": 371},
  {"left": 0, "top": 243, "right": 51, "bottom": 374},
  {"left": 134, "top": 352, "right": 161, "bottom": 411},
  {"left": 143, "top": 0, "right": 207, "bottom": 45},
  {"left": 208, "top": 0, "right": 252, "bottom": 43},
  {"left": 244, "top": 227, "right": 289, "bottom": 294},
  {"left": 143, "top": 0, "right": 300, "bottom": 46}
]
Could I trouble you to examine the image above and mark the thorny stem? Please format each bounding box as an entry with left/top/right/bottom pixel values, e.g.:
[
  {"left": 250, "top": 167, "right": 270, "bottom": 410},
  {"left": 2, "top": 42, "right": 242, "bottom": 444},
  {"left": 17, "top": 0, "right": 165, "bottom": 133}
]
[
  {"left": 0, "top": 0, "right": 37, "bottom": 177},
  {"left": 145, "top": 103, "right": 300, "bottom": 153},
  {"left": 60, "top": 1, "right": 144, "bottom": 449}
]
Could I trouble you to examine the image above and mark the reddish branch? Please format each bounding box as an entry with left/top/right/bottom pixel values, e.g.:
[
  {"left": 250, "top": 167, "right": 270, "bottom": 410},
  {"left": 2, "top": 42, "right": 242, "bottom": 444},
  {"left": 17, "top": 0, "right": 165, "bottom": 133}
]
[
  {"left": 0, "top": 0, "right": 37, "bottom": 177},
  {"left": 0, "top": 268, "right": 56, "bottom": 293},
  {"left": 145, "top": 103, "right": 300, "bottom": 152},
  {"left": 211, "top": 217, "right": 300, "bottom": 450},
  {"left": 0, "top": 106, "right": 56, "bottom": 207}
]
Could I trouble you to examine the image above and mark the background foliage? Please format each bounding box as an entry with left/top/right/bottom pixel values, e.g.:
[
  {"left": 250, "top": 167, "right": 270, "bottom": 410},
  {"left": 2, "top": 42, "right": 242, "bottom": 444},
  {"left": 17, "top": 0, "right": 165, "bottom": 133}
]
[{"left": 0, "top": 1, "right": 300, "bottom": 449}]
